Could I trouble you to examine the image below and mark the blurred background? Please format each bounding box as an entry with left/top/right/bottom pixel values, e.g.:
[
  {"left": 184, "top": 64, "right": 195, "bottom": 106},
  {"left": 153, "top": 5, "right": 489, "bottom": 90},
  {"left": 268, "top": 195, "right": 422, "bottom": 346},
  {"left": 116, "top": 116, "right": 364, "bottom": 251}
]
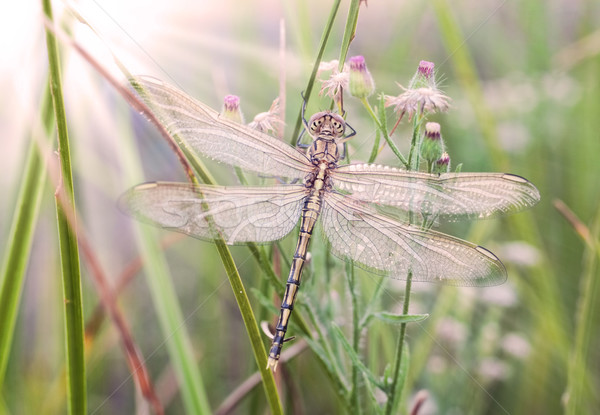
[{"left": 1, "top": 0, "right": 599, "bottom": 414}]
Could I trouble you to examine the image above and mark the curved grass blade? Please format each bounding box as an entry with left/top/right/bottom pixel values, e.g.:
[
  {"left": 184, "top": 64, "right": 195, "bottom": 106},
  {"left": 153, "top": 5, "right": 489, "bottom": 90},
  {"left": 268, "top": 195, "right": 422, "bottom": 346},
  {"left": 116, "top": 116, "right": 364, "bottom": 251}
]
[
  {"left": 43, "top": 1, "right": 86, "bottom": 413},
  {"left": 0, "top": 90, "right": 51, "bottom": 390}
]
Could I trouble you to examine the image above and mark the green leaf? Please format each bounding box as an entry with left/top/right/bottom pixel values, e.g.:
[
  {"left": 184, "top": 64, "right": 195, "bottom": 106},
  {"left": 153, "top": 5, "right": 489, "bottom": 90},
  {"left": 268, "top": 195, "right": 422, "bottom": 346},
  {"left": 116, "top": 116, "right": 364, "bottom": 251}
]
[
  {"left": 331, "top": 324, "right": 382, "bottom": 389},
  {"left": 43, "top": 2, "right": 87, "bottom": 413},
  {"left": 250, "top": 288, "right": 279, "bottom": 316},
  {"left": 370, "top": 312, "right": 429, "bottom": 326},
  {"left": 0, "top": 90, "right": 51, "bottom": 389}
]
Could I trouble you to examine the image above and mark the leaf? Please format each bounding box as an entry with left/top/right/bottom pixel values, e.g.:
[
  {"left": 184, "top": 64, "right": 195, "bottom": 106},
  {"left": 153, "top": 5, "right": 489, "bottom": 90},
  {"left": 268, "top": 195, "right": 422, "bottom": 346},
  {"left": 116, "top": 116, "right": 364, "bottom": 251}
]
[
  {"left": 331, "top": 324, "right": 383, "bottom": 389},
  {"left": 369, "top": 312, "right": 429, "bottom": 326}
]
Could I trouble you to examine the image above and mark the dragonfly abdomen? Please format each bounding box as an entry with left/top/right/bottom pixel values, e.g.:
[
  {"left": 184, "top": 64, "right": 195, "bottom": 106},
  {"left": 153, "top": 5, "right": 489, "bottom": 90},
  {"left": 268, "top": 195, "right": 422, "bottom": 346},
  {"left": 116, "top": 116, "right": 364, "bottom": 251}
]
[{"left": 267, "top": 167, "right": 327, "bottom": 370}]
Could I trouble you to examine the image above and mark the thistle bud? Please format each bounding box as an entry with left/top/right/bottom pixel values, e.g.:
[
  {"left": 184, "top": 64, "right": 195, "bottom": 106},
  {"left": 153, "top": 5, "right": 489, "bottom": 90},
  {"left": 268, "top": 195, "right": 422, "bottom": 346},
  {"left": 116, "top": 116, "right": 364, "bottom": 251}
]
[
  {"left": 222, "top": 95, "right": 244, "bottom": 123},
  {"left": 349, "top": 55, "right": 375, "bottom": 99},
  {"left": 409, "top": 60, "right": 437, "bottom": 90},
  {"left": 433, "top": 151, "right": 451, "bottom": 174},
  {"left": 420, "top": 122, "right": 445, "bottom": 163}
]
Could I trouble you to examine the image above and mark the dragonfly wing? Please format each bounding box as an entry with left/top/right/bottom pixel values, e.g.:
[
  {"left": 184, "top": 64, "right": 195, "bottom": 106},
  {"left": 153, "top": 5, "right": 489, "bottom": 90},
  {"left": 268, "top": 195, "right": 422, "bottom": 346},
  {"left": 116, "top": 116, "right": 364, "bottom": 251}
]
[
  {"left": 331, "top": 164, "right": 540, "bottom": 221},
  {"left": 321, "top": 192, "right": 507, "bottom": 286},
  {"left": 131, "top": 76, "right": 313, "bottom": 179},
  {"left": 120, "top": 182, "right": 307, "bottom": 244}
]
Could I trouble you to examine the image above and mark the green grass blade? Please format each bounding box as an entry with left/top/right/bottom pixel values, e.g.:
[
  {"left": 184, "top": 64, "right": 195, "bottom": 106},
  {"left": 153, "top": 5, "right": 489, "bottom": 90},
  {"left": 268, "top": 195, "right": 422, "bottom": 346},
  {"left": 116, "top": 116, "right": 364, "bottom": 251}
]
[
  {"left": 42, "top": 1, "right": 86, "bottom": 413},
  {"left": 0, "top": 91, "right": 51, "bottom": 390},
  {"left": 158, "top": 104, "right": 283, "bottom": 415},
  {"left": 117, "top": 115, "right": 212, "bottom": 414},
  {"left": 337, "top": 0, "right": 361, "bottom": 66},
  {"left": 431, "top": 0, "right": 508, "bottom": 171},
  {"left": 129, "top": 77, "right": 283, "bottom": 414},
  {"left": 331, "top": 324, "right": 381, "bottom": 390},
  {"left": 214, "top": 240, "right": 283, "bottom": 415},
  {"left": 290, "top": 0, "right": 342, "bottom": 143},
  {"left": 135, "top": 227, "right": 213, "bottom": 414},
  {"left": 564, "top": 205, "right": 600, "bottom": 414}
]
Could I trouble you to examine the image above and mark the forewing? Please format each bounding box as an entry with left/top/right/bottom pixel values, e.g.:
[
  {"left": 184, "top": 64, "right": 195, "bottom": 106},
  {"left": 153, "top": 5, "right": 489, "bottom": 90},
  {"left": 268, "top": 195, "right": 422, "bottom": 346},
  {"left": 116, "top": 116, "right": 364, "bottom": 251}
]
[
  {"left": 131, "top": 76, "right": 313, "bottom": 179},
  {"left": 120, "top": 182, "right": 307, "bottom": 244},
  {"left": 331, "top": 164, "right": 540, "bottom": 221},
  {"left": 321, "top": 192, "right": 507, "bottom": 286}
]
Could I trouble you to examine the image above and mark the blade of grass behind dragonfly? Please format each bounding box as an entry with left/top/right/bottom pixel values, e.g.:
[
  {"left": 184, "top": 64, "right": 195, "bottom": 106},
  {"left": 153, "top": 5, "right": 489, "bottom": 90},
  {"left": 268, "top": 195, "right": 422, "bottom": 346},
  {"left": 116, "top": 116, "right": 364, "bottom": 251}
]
[
  {"left": 0, "top": 79, "right": 52, "bottom": 390},
  {"left": 52, "top": 30, "right": 212, "bottom": 413},
  {"left": 290, "top": 0, "right": 342, "bottom": 143},
  {"left": 559, "top": 202, "right": 600, "bottom": 415},
  {"left": 118, "top": 108, "right": 213, "bottom": 414},
  {"left": 337, "top": 0, "right": 361, "bottom": 68},
  {"left": 128, "top": 83, "right": 282, "bottom": 414},
  {"left": 432, "top": 4, "right": 569, "bottom": 414},
  {"left": 43, "top": 1, "right": 87, "bottom": 413}
]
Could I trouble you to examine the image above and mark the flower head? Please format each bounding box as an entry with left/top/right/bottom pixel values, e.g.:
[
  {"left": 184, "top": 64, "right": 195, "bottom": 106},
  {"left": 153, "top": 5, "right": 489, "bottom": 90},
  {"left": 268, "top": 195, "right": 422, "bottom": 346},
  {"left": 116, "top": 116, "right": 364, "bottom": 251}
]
[
  {"left": 421, "top": 122, "right": 445, "bottom": 164},
  {"left": 385, "top": 60, "right": 450, "bottom": 125},
  {"left": 349, "top": 55, "right": 375, "bottom": 99},
  {"left": 433, "top": 152, "right": 450, "bottom": 174},
  {"left": 318, "top": 60, "right": 349, "bottom": 105},
  {"left": 222, "top": 95, "right": 244, "bottom": 124},
  {"left": 248, "top": 98, "right": 284, "bottom": 134}
]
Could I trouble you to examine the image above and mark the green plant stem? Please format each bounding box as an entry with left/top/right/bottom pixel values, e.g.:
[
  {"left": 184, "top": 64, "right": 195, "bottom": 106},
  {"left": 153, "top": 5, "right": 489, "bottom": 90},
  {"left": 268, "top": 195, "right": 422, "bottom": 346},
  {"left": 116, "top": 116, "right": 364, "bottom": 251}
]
[
  {"left": 0, "top": 88, "right": 52, "bottom": 390},
  {"left": 346, "top": 262, "right": 360, "bottom": 411},
  {"left": 385, "top": 272, "right": 412, "bottom": 415},
  {"left": 361, "top": 97, "right": 407, "bottom": 167},
  {"left": 166, "top": 137, "right": 283, "bottom": 415},
  {"left": 337, "top": 0, "right": 361, "bottom": 67},
  {"left": 565, "top": 208, "right": 600, "bottom": 414},
  {"left": 214, "top": 241, "right": 283, "bottom": 415},
  {"left": 290, "top": 0, "right": 342, "bottom": 144},
  {"left": 43, "top": 0, "right": 86, "bottom": 413},
  {"left": 407, "top": 115, "right": 424, "bottom": 170}
]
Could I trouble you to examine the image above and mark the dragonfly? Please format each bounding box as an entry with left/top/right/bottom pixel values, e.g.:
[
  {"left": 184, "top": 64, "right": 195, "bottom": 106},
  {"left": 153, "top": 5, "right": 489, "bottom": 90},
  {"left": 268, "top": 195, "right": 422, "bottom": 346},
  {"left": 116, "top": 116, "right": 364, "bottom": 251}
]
[{"left": 121, "top": 76, "right": 541, "bottom": 371}]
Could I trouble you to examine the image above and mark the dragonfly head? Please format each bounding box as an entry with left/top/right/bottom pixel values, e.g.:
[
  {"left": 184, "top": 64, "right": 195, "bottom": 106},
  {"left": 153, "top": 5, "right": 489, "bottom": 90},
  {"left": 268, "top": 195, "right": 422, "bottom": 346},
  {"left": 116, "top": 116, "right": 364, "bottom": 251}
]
[{"left": 308, "top": 111, "right": 345, "bottom": 139}]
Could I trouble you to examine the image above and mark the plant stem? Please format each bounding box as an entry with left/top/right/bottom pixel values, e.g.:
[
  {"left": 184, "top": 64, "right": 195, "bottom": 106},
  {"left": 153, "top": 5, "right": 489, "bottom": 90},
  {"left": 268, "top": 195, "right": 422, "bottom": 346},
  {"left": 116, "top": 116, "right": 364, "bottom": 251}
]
[
  {"left": 290, "top": 0, "right": 342, "bottom": 144},
  {"left": 361, "top": 97, "right": 407, "bottom": 167},
  {"left": 347, "top": 262, "right": 361, "bottom": 411},
  {"left": 385, "top": 272, "right": 413, "bottom": 415},
  {"left": 43, "top": 0, "right": 87, "bottom": 412}
]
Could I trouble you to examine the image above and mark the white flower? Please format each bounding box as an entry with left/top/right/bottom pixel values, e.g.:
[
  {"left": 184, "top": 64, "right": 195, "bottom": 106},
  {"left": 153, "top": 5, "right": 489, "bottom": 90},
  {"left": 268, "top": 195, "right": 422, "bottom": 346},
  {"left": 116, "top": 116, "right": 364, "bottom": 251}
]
[
  {"left": 248, "top": 98, "right": 284, "bottom": 134},
  {"left": 318, "top": 60, "right": 349, "bottom": 103}
]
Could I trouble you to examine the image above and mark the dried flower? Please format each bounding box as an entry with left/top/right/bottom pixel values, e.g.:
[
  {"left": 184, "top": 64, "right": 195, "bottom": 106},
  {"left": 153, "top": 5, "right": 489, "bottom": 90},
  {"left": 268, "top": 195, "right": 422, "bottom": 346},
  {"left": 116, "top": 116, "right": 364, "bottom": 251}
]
[
  {"left": 248, "top": 98, "right": 284, "bottom": 134},
  {"left": 222, "top": 95, "right": 244, "bottom": 124},
  {"left": 318, "top": 60, "right": 349, "bottom": 105},
  {"left": 349, "top": 55, "right": 375, "bottom": 99},
  {"left": 385, "top": 60, "right": 450, "bottom": 125}
]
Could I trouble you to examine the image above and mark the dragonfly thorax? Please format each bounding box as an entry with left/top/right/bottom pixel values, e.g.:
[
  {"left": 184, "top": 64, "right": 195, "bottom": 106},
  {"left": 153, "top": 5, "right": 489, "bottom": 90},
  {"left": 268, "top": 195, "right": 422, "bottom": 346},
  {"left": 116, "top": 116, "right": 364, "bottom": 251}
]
[{"left": 308, "top": 137, "right": 340, "bottom": 166}]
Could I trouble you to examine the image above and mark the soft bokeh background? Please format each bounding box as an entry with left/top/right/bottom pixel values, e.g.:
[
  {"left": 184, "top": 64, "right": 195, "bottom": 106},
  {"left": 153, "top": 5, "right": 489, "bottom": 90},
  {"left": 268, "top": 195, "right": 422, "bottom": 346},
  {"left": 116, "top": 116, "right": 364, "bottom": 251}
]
[{"left": 1, "top": 0, "right": 599, "bottom": 414}]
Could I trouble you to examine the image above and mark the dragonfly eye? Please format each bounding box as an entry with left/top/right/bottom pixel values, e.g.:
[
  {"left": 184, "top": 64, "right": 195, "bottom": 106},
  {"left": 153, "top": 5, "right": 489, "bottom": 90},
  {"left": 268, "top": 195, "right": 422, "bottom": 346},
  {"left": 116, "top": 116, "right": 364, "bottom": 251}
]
[
  {"left": 310, "top": 117, "right": 325, "bottom": 133},
  {"left": 332, "top": 120, "right": 344, "bottom": 135},
  {"left": 329, "top": 114, "right": 346, "bottom": 137}
]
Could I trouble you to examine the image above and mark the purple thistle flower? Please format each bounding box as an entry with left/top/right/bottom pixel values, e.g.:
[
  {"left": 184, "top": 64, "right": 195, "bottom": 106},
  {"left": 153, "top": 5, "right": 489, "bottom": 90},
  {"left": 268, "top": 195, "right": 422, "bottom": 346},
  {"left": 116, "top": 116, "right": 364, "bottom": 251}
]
[
  {"left": 349, "top": 55, "right": 375, "bottom": 99},
  {"left": 222, "top": 95, "right": 244, "bottom": 124}
]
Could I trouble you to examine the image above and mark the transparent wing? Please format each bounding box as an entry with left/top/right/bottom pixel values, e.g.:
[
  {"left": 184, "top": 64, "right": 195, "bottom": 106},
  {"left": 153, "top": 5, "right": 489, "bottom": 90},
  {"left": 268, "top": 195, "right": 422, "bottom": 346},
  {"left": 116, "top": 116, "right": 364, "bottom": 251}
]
[
  {"left": 331, "top": 164, "right": 540, "bottom": 221},
  {"left": 321, "top": 192, "right": 506, "bottom": 286},
  {"left": 131, "top": 76, "right": 313, "bottom": 179},
  {"left": 120, "top": 182, "right": 307, "bottom": 244}
]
